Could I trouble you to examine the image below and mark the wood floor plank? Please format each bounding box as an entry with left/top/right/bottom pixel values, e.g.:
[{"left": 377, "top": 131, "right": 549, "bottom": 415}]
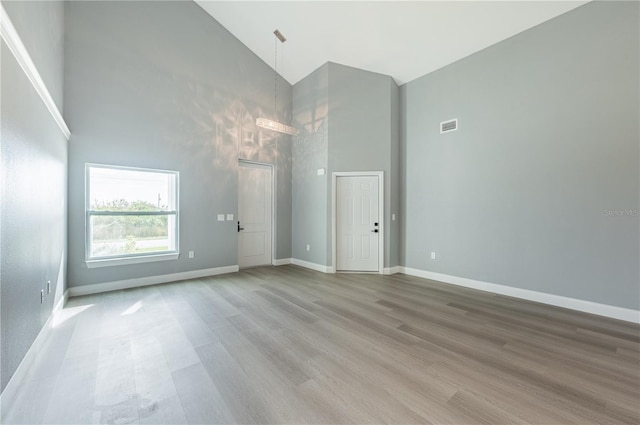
[
  {"left": 42, "top": 352, "right": 99, "bottom": 424},
  {"left": 171, "top": 362, "right": 235, "bottom": 425},
  {"left": 1, "top": 376, "right": 57, "bottom": 425},
  {"left": 225, "top": 313, "right": 313, "bottom": 386},
  {"left": 208, "top": 324, "right": 337, "bottom": 424},
  {"left": 427, "top": 361, "right": 583, "bottom": 424},
  {"left": 138, "top": 395, "right": 188, "bottom": 425},
  {"left": 304, "top": 355, "right": 430, "bottom": 424},
  {"left": 253, "top": 288, "right": 320, "bottom": 323},
  {"left": 5, "top": 265, "right": 639, "bottom": 425}
]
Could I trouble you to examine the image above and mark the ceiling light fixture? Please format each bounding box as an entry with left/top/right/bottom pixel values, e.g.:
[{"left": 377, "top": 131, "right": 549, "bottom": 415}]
[{"left": 256, "top": 29, "right": 299, "bottom": 136}]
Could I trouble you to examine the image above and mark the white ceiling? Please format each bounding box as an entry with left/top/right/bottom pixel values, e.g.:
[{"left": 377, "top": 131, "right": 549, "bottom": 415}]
[{"left": 195, "top": 1, "right": 588, "bottom": 85}]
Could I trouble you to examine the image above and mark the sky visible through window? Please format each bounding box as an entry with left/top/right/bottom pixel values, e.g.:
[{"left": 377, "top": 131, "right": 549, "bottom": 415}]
[{"left": 89, "top": 167, "right": 173, "bottom": 210}]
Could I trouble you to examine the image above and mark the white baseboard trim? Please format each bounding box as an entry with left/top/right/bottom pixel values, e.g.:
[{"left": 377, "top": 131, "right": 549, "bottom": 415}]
[
  {"left": 291, "top": 258, "right": 333, "bottom": 273},
  {"left": 273, "top": 258, "right": 292, "bottom": 266},
  {"left": 383, "top": 266, "right": 402, "bottom": 275},
  {"left": 291, "top": 259, "right": 399, "bottom": 275},
  {"left": 401, "top": 267, "right": 640, "bottom": 324},
  {"left": 1, "top": 288, "right": 70, "bottom": 413},
  {"left": 68, "top": 265, "right": 239, "bottom": 297},
  {"left": 54, "top": 288, "right": 68, "bottom": 313},
  {"left": 0, "top": 3, "right": 70, "bottom": 140}
]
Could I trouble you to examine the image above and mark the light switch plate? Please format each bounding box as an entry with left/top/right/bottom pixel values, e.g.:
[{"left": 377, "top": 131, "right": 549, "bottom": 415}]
[
  {"left": 226, "top": 214, "right": 234, "bottom": 221},
  {"left": 317, "top": 168, "right": 326, "bottom": 176},
  {"left": 217, "top": 214, "right": 225, "bottom": 221}
]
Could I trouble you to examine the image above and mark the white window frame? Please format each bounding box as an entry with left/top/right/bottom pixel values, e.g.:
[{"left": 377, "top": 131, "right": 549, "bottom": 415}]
[{"left": 85, "top": 163, "right": 180, "bottom": 268}]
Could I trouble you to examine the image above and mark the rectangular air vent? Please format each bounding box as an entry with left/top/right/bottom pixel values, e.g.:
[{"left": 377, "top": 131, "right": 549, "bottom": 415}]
[{"left": 440, "top": 118, "right": 458, "bottom": 134}]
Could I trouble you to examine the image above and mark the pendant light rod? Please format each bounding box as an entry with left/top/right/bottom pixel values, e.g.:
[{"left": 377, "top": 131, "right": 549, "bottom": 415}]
[
  {"left": 256, "top": 29, "right": 299, "bottom": 136},
  {"left": 272, "top": 29, "right": 286, "bottom": 121},
  {"left": 273, "top": 35, "right": 277, "bottom": 119},
  {"left": 274, "top": 29, "right": 286, "bottom": 43}
]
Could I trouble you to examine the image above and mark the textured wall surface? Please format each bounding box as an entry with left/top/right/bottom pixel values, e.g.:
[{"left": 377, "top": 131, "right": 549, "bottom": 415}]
[
  {"left": 2, "top": 0, "right": 64, "bottom": 110},
  {"left": 0, "top": 1, "right": 67, "bottom": 392},
  {"left": 327, "top": 63, "right": 400, "bottom": 268},
  {"left": 402, "top": 1, "right": 639, "bottom": 309},
  {"left": 64, "top": 1, "right": 292, "bottom": 287},
  {"left": 292, "top": 62, "right": 402, "bottom": 269},
  {"left": 389, "top": 78, "right": 402, "bottom": 268},
  {"left": 292, "top": 64, "right": 329, "bottom": 265}
]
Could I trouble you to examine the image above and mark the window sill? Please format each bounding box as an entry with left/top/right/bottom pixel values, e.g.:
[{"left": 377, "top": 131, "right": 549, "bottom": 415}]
[{"left": 86, "top": 252, "right": 179, "bottom": 269}]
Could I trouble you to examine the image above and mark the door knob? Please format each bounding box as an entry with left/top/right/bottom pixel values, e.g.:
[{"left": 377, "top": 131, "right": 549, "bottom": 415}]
[{"left": 238, "top": 221, "right": 245, "bottom": 232}]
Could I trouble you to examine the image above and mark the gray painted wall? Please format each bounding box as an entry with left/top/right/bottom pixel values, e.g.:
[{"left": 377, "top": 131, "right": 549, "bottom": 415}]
[
  {"left": 292, "top": 64, "right": 329, "bottom": 265},
  {"left": 402, "top": 1, "right": 639, "bottom": 309},
  {"left": 326, "top": 63, "right": 400, "bottom": 268},
  {"left": 389, "top": 79, "right": 401, "bottom": 268},
  {"left": 291, "top": 62, "right": 401, "bottom": 269},
  {"left": 1, "top": 1, "right": 67, "bottom": 392},
  {"left": 1, "top": 0, "right": 64, "bottom": 111},
  {"left": 399, "top": 85, "right": 407, "bottom": 267},
  {"left": 64, "top": 1, "right": 292, "bottom": 288}
]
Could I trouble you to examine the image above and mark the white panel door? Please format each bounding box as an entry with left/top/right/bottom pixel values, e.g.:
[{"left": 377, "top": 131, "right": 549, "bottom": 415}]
[
  {"left": 238, "top": 162, "right": 272, "bottom": 268},
  {"left": 336, "top": 175, "right": 379, "bottom": 272}
]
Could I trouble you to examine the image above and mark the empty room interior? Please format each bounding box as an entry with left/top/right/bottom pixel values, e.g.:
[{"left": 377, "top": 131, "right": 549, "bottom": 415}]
[{"left": 1, "top": 0, "right": 639, "bottom": 423}]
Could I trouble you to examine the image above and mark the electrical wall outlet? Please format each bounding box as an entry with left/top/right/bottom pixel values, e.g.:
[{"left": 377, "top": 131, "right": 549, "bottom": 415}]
[
  {"left": 306, "top": 244, "right": 310, "bottom": 251},
  {"left": 431, "top": 251, "right": 437, "bottom": 260},
  {"left": 188, "top": 251, "right": 195, "bottom": 259}
]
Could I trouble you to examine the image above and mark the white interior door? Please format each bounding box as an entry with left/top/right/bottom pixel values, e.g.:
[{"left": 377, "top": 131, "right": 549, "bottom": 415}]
[
  {"left": 238, "top": 162, "right": 272, "bottom": 268},
  {"left": 336, "top": 175, "right": 380, "bottom": 272}
]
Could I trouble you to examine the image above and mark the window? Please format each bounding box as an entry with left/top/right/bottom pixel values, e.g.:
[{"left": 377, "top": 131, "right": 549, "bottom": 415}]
[{"left": 86, "top": 164, "right": 179, "bottom": 267}]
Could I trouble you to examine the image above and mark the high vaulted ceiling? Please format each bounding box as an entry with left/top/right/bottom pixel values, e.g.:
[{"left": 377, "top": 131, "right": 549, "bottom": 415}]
[{"left": 195, "top": 1, "right": 588, "bottom": 86}]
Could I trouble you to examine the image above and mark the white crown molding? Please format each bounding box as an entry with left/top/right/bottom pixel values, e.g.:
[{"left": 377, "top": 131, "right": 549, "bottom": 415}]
[
  {"left": 401, "top": 267, "right": 640, "bottom": 324},
  {"left": 68, "top": 265, "right": 239, "bottom": 297},
  {"left": 0, "top": 3, "right": 70, "bottom": 140},
  {"left": 1, "top": 289, "right": 69, "bottom": 413}
]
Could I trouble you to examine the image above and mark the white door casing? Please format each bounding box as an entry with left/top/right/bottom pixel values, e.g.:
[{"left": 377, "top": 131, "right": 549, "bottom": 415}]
[
  {"left": 334, "top": 173, "right": 383, "bottom": 273},
  {"left": 238, "top": 161, "right": 272, "bottom": 268}
]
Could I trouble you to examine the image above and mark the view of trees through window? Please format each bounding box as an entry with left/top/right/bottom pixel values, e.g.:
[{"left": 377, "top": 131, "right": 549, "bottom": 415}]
[
  {"left": 87, "top": 166, "right": 177, "bottom": 259},
  {"left": 91, "top": 200, "right": 170, "bottom": 256}
]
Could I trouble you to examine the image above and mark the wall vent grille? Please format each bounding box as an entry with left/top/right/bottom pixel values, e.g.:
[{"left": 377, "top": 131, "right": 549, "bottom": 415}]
[{"left": 440, "top": 119, "right": 458, "bottom": 134}]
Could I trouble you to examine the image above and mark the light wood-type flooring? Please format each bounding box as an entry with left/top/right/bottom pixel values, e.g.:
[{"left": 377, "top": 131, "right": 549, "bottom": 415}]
[{"left": 3, "top": 265, "right": 639, "bottom": 424}]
